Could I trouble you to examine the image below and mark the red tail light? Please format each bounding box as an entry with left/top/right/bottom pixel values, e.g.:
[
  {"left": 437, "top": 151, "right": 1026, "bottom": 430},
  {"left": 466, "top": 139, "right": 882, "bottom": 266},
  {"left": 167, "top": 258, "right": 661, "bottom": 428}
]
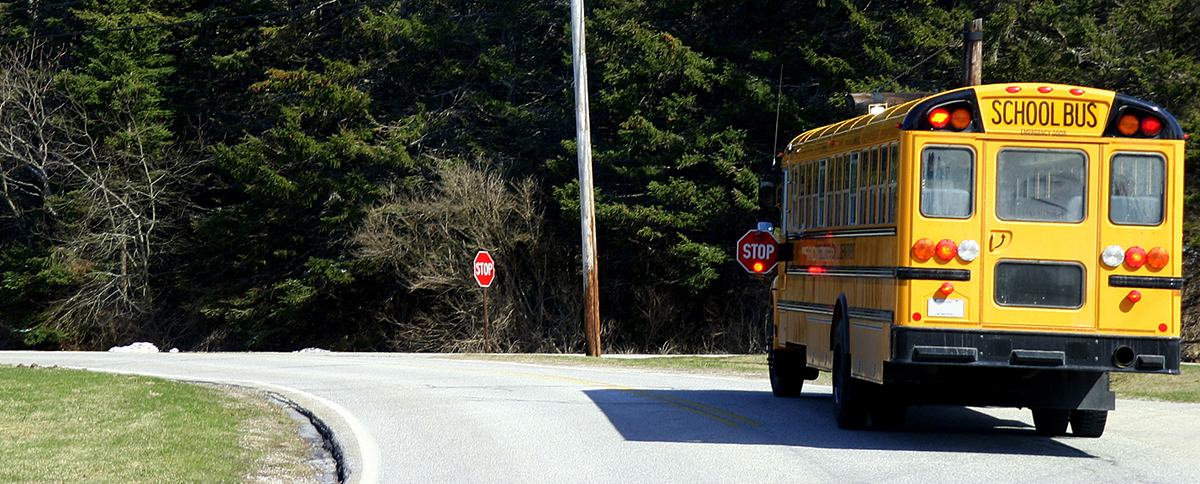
[
  {"left": 1127, "top": 290, "right": 1142, "bottom": 303},
  {"left": 935, "top": 239, "right": 957, "bottom": 261},
  {"left": 939, "top": 282, "right": 955, "bottom": 296},
  {"left": 1125, "top": 246, "right": 1147, "bottom": 268}
]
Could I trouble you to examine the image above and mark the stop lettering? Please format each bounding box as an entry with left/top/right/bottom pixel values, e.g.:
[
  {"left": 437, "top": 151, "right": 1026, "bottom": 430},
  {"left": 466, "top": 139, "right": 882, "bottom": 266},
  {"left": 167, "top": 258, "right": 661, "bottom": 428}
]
[{"left": 474, "top": 251, "right": 495, "bottom": 287}]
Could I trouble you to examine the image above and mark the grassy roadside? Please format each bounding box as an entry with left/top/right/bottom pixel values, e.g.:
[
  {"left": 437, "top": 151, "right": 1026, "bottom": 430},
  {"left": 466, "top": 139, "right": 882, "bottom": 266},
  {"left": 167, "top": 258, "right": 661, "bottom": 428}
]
[
  {"left": 448, "top": 353, "right": 1200, "bottom": 403},
  {"left": 0, "top": 365, "right": 313, "bottom": 484}
]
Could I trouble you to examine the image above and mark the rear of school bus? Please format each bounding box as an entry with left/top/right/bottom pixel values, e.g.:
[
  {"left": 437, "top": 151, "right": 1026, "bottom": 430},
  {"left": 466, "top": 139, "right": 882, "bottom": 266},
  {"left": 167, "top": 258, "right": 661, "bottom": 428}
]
[{"left": 883, "top": 83, "right": 1183, "bottom": 437}]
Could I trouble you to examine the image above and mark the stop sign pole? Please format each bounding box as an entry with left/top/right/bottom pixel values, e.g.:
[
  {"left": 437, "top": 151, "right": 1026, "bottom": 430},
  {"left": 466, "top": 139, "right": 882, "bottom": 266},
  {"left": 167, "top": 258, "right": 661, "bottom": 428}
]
[{"left": 474, "top": 251, "right": 495, "bottom": 353}]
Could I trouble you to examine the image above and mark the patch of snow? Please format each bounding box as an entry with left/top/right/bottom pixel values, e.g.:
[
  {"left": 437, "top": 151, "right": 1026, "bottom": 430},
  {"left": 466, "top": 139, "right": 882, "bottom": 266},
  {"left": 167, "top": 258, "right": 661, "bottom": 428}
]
[
  {"left": 108, "top": 342, "right": 160, "bottom": 353},
  {"left": 295, "top": 347, "right": 331, "bottom": 353}
]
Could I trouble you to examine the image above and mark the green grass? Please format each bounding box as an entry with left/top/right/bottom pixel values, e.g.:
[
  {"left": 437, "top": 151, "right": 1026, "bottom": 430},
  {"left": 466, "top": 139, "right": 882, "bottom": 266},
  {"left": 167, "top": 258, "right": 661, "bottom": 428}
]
[
  {"left": 0, "top": 366, "right": 261, "bottom": 484},
  {"left": 449, "top": 354, "right": 1199, "bottom": 403},
  {"left": 1111, "top": 364, "right": 1200, "bottom": 402}
]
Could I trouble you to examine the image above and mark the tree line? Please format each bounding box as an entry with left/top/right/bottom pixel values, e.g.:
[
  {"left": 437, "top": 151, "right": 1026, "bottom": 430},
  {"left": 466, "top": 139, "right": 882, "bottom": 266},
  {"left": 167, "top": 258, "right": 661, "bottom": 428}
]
[{"left": 0, "top": 0, "right": 1196, "bottom": 357}]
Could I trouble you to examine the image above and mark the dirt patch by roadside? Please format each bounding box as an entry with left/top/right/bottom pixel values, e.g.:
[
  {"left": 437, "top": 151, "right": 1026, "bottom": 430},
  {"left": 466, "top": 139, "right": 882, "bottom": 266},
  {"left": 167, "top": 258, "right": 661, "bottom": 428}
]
[{"left": 213, "top": 384, "right": 340, "bottom": 484}]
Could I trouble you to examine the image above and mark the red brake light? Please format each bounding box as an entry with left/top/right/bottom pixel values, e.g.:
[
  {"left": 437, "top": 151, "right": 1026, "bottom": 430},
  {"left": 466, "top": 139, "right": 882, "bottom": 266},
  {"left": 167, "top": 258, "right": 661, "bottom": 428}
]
[
  {"left": 1141, "top": 116, "right": 1163, "bottom": 137},
  {"left": 1125, "top": 246, "right": 1147, "bottom": 268},
  {"left": 929, "top": 109, "right": 951, "bottom": 129},
  {"left": 1127, "top": 290, "right": 1142, "bottom": 303},
  {"left": 935, "top": 239, "right": 957, "bottom": 261}
]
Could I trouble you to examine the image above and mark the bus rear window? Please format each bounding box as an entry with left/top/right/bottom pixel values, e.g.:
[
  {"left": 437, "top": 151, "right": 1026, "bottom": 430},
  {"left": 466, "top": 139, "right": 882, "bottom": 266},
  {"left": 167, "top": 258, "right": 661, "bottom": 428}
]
[
  {"left": 996, "top": 149, "right": 1086, "bottom": 223},
  {"left": 995, "top": 261, "right": 1085, "bottom": 309},
  {"left": 920, "top": 146, "right": 974, "bottom": 219},
  {"left": 1109, "top": 153, "right": 1165, "bottom": 226}
]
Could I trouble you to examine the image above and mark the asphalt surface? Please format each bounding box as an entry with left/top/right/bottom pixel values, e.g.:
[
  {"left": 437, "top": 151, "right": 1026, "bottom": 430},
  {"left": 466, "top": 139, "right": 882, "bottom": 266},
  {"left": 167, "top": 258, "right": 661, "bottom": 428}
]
[{"left": 1, "top": 351, "right": 1198, "bottom": 484}]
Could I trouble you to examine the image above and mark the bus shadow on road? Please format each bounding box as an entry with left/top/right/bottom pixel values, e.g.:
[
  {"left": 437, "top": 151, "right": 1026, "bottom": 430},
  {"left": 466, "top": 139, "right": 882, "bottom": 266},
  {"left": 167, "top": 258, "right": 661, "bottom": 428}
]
[{"left": 583, "top": 388, "right": 1094, "bottom": 457}]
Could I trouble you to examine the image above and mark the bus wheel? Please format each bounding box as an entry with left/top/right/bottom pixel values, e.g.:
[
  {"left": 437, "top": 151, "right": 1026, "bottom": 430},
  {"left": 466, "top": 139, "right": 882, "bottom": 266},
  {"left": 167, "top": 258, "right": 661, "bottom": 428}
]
[
  {"left": 1070, "top": 410, "right": 1107, "bottom": 438},
  {"left": 1031, "top": 408, "right": 1070, "bottom": 436},
  {"left": 769, "top": 349, "right": 804, "bottom": 398},
  {"left": 832, "top": 348, "right": 869, "bottom": 430}
]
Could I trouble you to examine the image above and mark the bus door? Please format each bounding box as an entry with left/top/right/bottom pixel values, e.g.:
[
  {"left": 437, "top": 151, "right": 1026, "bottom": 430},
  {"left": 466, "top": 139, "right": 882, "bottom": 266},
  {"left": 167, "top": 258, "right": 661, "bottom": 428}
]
[{"left": 979, "top": 142, "right": 1100, "bottom": 330}]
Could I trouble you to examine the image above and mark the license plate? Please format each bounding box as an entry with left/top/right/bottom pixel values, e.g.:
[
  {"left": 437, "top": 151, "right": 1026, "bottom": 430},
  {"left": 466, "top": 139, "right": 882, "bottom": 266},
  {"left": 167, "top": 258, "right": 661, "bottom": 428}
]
[{"left": 927, "top": 298, "right": 966, "bottom": 318}]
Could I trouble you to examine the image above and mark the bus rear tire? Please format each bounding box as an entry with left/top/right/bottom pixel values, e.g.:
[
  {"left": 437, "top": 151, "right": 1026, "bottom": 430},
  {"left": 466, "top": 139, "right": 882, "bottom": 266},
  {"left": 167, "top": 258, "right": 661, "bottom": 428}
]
[
  {"left": 769, "top": 349, "right": 804, "bottom": 398},
  {"left": 1070, "top": 410, "right": 1107, "bottom": 438},
  {"left": 1031, "top": 408, "right": 1070, "bottom": 436}
]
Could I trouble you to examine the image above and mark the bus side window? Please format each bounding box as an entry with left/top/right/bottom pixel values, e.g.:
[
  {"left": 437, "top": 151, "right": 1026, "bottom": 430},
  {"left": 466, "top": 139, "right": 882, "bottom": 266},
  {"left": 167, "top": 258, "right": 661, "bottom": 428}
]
[
  {"left": 920, "top": 146, "right": 975, "bottom": 219},
  {"left": 848, "top": 151, "right": 859, "bottom": 226},
  {"left": 878, "top": 146, "right": 888, "bottom": 224},
  {"left": 1109, "top": 153, "right": 1165, "bottom": 226},
  {"left": 868, "top": 147, "right": 878, "bottom": 225},
  {"left": 889, "top": 143, "right": 899, "bottom": 223}
]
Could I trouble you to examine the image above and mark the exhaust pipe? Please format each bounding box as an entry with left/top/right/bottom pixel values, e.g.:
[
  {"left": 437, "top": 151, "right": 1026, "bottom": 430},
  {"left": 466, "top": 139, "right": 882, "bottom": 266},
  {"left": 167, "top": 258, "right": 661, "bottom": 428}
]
[{"left": 1112, "top": 346, "right": 1136, "bottom": 368}]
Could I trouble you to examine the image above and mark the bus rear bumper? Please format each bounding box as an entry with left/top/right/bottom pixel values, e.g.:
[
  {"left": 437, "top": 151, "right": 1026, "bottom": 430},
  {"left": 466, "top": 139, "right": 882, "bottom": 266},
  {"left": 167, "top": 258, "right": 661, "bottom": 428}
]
[{"left": 891, "top": 326, "right": 1181, "bottom": 374}]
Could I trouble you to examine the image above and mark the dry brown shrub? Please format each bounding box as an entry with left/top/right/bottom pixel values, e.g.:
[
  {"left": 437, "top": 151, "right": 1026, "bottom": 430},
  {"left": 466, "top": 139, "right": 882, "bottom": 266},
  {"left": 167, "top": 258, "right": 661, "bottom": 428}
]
[{"left": 355, "top": 162, "right": 582, "bottom": 352}]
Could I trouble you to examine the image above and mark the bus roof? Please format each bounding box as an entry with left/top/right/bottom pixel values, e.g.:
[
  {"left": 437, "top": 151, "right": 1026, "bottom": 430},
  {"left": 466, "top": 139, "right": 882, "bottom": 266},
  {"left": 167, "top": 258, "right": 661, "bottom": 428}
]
[{"left": 785, "top": 84, "right": 1184, "bottom": 154}]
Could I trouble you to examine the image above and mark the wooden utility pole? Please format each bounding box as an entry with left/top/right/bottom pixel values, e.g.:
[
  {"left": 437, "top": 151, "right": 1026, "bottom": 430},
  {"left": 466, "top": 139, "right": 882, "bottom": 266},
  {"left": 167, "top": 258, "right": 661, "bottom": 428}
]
[
  {"left": 962, "top": 19, "right": 983, "bottom": 87},
  {"left": 571, "top": 0, "right": 602, "bottom": 357}
]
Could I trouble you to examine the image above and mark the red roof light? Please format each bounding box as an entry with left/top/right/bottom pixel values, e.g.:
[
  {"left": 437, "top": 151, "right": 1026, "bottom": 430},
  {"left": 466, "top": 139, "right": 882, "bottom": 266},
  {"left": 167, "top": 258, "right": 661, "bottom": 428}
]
[
  {"left": 929, "top": 108, "right": 951, "bottom": 129},
  {"left": 1141, "top": 116, "right": 1163, "bottom": 137}
]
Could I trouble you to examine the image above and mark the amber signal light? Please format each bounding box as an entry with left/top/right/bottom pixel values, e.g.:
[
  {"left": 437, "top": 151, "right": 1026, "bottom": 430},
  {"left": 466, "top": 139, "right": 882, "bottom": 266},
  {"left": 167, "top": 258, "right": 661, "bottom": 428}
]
[
  {"left": 913, "top": 238, "right": 935, "bottom": 261},
  {"left": 1147, "top": 247, "right": 1170, "bottom": 270}
]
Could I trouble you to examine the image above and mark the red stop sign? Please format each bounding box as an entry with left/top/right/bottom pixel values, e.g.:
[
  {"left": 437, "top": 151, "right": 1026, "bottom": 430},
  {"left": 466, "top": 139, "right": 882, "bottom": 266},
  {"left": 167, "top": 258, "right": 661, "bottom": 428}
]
[
  {"left": 474, "top": 251, "right": 495, "bottom": 287},
  {"left": 736, "top": 230, "right": 779, "bottom": 274}
]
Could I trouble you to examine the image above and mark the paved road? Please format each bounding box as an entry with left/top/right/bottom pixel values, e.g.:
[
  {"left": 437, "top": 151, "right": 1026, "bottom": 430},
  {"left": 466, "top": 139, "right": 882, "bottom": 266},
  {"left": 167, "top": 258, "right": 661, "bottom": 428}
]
[{"left": 1, "top": 351, "right": 1198, "bottom": 484}]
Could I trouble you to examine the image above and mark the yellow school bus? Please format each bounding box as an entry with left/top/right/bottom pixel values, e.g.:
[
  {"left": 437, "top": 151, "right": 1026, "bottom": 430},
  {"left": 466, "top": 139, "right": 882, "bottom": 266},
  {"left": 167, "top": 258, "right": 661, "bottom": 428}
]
[{"left": 767, "top": 83, "right": 1184, "bottom": 437}]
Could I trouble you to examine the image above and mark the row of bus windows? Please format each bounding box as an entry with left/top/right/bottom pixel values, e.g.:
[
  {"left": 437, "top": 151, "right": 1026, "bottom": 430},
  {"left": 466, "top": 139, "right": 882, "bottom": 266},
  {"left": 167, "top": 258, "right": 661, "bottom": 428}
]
[
  {"left": 920, "top": 146, "right": 1165, "bottom": 225},
  {"left": 784, "top": 144, "right": 899, "bottom": 233}
]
